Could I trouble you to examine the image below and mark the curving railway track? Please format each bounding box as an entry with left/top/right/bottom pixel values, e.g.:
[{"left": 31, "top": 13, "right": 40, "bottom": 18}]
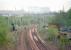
[
  {"left": 27, "top": 26, "right": 48, "bottom": 50},
  {"left": 16, "top": 25, "right": 58, "bottom": 50}
]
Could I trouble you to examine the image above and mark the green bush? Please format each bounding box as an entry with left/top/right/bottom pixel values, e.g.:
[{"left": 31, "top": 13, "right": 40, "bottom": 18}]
[{"left": 47, "top": 27, "right": 59, "bottom": 41}]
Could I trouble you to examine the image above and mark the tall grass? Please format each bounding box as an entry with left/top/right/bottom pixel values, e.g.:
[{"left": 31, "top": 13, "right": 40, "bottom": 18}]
[{"left": 0, "top": 16, "right": 10, "bottom": 47}]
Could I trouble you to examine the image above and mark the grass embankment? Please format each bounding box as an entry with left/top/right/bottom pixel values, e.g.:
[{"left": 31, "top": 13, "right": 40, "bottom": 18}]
[
  {"left": 0, "top": 16, "right": 15, "bottom": 50},
  {"left": 0, "top": 16, "right": 9, "bottom": 49}
]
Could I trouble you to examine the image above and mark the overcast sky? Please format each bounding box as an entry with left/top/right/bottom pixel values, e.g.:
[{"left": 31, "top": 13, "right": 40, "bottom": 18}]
[{"left": 0, "top": 0, "right": 71, "bottom": 11}]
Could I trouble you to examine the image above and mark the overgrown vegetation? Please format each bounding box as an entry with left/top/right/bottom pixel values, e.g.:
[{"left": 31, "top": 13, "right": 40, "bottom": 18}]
[
  {"left": 47, "top": 8, "right": 71, "bottom": 50},
  {"left": 0, "top": 16, "right": 11, "bottom": 50}
]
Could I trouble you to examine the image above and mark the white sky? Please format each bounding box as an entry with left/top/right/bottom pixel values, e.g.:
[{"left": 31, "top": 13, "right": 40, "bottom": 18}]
[{"left": 0, "top": 0, "right": 71, "bottom": 11}]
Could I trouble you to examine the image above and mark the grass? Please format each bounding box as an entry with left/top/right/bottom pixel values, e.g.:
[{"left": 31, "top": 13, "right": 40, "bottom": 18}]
[
  {"left": 0, "top": 16, "right": 11, "bottom": 50},
  {"left": 47, "top": 26, "right": 59, "bottom": 40}
]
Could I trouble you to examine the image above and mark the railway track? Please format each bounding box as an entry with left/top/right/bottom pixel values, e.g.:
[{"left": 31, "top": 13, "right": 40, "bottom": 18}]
[
  {"left": 27, "top": 26, "right": 48, "bottom": 50},
  {"left": 32, "top": 31, "right": 48, "bottom": 50},
  {"left": 16, "top": 25, "right": 58, "bottom": 50}
]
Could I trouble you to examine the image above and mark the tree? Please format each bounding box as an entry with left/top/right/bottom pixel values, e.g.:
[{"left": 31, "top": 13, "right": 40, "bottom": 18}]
[{"left": 50, "top": 9, "right": 71, "bottom": 27}]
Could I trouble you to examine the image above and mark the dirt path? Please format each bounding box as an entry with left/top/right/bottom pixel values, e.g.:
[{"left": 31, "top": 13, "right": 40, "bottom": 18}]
[{"left": 16, "top": 28, "right": 27, "bottom": 50}]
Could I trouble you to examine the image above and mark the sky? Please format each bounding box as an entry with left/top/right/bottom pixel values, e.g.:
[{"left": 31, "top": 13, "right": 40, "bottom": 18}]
[{"left": 0, "top": 0, "right": 71, "bottom": 12}]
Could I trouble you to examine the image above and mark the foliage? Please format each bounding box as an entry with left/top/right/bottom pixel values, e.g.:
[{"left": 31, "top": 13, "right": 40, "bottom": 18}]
[
  {"left": 49, "top": 8, "right": 71, "bottom": 26},
  {"left": 0, "top": 16, "right": 10, "bottom": 46},
  {"left": 47, "top": 26, "right": 59, "bottom": 41}
]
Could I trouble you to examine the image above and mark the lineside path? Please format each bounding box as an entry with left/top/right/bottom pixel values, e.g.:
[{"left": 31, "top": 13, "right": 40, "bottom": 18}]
[{"left": 16, "top": 28, "right": 27, "bottom": 50}]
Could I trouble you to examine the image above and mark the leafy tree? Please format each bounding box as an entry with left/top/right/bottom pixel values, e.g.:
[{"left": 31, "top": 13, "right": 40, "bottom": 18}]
[{"left": 49, "top": 8, "right": 71, "bottom": 27}]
